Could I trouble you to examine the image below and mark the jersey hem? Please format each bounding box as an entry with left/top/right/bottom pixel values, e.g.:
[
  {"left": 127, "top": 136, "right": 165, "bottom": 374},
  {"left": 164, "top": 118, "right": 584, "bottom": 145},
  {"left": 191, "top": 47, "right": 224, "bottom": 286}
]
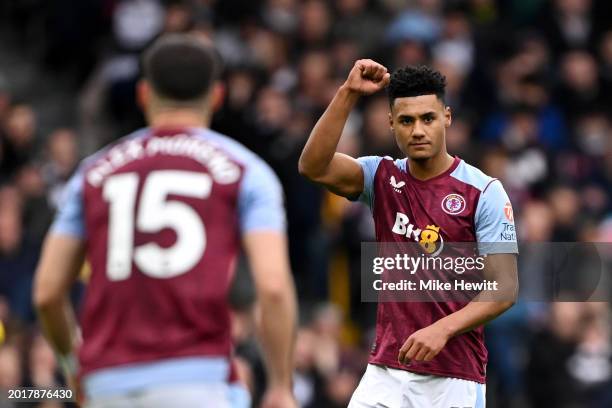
[
  {"left": 369, "top": 358, "right": 486, "bottom": 384},
  {"left": 79, "top": 350, "right": 231, "bottom": 378}
]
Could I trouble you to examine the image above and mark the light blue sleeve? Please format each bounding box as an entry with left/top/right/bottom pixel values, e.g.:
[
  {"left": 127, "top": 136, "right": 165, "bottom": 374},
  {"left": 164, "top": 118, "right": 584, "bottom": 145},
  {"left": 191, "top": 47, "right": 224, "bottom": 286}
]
[
  {"left": 475, "top": 180, "right": 518, "bottom": 254},
  {"left": 238, "top": 158, "right": 286, "bottom": 233},
  {"left": 355, "top": 156, "right": 383, "bottom": 209},
  {"left": 50, "top": 169, "right": 86, "bottom": 238}
]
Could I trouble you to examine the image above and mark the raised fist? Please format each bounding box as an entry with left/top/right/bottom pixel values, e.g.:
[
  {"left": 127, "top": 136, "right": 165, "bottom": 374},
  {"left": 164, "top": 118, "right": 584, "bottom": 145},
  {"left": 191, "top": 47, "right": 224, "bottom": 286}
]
[{"left": 344, "top": 59, "right": 390, "bottom": 95}]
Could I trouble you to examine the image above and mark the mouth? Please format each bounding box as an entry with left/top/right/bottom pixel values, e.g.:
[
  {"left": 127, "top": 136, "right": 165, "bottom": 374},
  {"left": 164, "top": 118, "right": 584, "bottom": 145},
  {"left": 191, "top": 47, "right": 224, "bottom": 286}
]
[{"left": 409, "top": 142, "right": 430, "bottom": 147}]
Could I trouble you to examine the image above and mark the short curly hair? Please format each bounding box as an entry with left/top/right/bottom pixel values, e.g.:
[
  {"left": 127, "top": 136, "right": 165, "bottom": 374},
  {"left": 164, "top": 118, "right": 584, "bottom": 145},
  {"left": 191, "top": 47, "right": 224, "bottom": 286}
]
[{"left": 387, "top": 66, "right": 447, "bottom": 106}]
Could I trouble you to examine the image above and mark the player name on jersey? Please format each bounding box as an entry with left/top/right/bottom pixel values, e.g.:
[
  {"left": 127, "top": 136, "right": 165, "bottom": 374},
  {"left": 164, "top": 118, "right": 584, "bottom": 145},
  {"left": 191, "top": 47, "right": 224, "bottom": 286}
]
[{"left": 86, "top": 134, "right": 241, "bottom": 187}]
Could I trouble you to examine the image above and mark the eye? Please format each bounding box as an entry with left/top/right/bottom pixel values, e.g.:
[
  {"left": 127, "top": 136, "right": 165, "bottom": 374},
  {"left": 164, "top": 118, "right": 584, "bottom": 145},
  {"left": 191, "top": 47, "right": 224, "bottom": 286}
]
[
  {"left": 401, "top": 117, "right": 413, "bottom": 124},
  {"left": 423, "top": 116, "right": 434, "bottom": 123}
]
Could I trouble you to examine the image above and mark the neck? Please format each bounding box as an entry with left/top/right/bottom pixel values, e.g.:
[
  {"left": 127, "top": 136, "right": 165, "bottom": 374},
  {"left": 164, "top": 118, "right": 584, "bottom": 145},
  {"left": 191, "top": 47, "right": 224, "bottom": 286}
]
[
  {"left": 148, "top": 109, "right": 210, "bottom": 129},
  {"left": 407, "top": 152, "right": 455, "bottom": 181}
]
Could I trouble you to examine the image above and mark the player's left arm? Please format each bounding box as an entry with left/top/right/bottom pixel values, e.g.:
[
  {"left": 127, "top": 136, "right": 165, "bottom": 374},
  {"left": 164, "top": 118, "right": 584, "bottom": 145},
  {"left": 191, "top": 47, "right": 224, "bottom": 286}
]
[
  {"left": 238, "top": 157, "right": 298, "bottom": 408},
  {"left": 32, "top": 170, "right": 86, "bottom": 400},
  {"left": 399, "top": 254, "right": 517, "bottom": 363},
  {"left": 399, "top": 179, "right": 519, "bottom": 364}
]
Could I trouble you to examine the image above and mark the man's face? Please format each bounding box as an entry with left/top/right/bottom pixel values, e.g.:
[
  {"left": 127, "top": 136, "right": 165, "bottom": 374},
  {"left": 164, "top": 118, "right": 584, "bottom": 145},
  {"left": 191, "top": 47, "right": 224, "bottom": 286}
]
[{"left": 389, "top": 94, "right": 451, "bottom": 161}]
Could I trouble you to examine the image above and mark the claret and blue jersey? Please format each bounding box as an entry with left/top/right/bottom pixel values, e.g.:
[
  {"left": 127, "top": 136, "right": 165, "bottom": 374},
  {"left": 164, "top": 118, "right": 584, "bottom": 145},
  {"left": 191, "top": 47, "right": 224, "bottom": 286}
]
[
  {"left": 355, "top": 155, "right": 518, "bottom": 384},
  {"left": 51, "top": 127, "right": 285, "bottom": 398}
]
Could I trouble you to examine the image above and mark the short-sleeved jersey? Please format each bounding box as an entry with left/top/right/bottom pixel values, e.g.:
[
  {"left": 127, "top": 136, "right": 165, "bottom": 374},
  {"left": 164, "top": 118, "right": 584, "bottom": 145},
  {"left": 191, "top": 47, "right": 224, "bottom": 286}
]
[
  {"left": 357, "top": 156, "right": 517, "bottom": 384},
  {"left": 52, "top": 127, "right": 285, "bottom": 378}
]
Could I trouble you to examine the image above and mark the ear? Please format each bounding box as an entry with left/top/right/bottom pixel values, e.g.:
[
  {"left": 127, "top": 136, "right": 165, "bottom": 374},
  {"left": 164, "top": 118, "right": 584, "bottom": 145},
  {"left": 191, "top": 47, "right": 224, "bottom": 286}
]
[
  {"left": 136, "top": 80, "right": 150, "bottom": 112},
  {"left": 388, "top": 111, "right": 394, "bottom": 132},
  {"left": 210, "top": 82, "right": 225, "bottom": 113},
  {"left": 445, "top": 106, "right": 452, "bottom": 128}
]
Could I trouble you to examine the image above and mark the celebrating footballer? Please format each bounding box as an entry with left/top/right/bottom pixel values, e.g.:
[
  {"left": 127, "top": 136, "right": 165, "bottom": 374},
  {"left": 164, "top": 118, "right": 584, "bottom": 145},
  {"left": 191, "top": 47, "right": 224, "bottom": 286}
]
[{"left": 299, "top": 60, "right": 519, "bottom": 408}]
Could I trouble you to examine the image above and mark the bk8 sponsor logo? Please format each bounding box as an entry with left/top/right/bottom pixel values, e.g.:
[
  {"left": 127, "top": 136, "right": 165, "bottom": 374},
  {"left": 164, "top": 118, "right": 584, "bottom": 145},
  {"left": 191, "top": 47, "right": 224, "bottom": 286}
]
[{"left": 391, "top": 212, "right": 443, "bottom": 255}]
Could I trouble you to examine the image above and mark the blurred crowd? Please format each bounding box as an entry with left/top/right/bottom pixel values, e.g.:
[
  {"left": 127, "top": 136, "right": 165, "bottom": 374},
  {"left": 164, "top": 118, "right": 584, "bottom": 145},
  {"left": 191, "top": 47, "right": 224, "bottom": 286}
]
[{"left": 0, "top": 0, "right": 611, "bottom": 407}]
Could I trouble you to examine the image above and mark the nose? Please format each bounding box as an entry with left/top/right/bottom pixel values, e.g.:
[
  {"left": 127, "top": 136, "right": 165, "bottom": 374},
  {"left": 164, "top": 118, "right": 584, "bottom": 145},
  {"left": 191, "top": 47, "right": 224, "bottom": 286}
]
[{"left": 412, "top": 120, "right": 426, "bottom": 138}]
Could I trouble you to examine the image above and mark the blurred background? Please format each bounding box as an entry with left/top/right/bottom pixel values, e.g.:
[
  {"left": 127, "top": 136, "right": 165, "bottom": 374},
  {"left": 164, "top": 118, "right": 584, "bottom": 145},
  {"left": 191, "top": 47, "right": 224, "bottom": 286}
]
[{"left": 0, "top": 0, "right": 611, "bottom": 407}]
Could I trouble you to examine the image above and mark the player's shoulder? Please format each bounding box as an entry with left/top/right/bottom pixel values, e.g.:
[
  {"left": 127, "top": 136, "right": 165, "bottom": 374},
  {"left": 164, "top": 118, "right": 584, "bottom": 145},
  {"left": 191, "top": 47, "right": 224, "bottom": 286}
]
[
  {"left": 195, "top": 128, "right": 272, "bottom": 172},
  {"left": 450, "top": 159, "right": 499, "bottom": 193},
  {"left": 358, "top": 155, "right": 406, "bottom": 174},
  {"left": 81, "top": 128, "right": 150, "bottom": 169},
  {"left": 194, "top": 128, "right": 280, "bottom": 189}
]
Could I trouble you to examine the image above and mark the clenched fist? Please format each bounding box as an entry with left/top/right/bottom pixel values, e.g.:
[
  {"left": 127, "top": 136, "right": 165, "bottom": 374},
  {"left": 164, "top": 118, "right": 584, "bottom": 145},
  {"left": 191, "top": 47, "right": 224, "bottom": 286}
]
[{"left": 344, "top": 59, "right": 390, "bottom": 95}]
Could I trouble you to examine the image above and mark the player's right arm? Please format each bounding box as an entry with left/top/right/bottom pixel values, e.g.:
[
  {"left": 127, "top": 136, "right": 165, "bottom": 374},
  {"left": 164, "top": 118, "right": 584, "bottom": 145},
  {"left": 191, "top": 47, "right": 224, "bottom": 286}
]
[
  {"left": 298, "top": 59, "right": 390, "bottom": 199},
  {"left": 33, "top": 169, "right": 86, "bottom": 405}
]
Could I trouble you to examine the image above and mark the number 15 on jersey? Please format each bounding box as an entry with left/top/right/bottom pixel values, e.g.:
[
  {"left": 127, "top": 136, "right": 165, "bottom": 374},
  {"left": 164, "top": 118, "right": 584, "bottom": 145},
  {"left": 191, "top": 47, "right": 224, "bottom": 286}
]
[{"left": 103, "top": 170, "right": 211, "bottom": 281}]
